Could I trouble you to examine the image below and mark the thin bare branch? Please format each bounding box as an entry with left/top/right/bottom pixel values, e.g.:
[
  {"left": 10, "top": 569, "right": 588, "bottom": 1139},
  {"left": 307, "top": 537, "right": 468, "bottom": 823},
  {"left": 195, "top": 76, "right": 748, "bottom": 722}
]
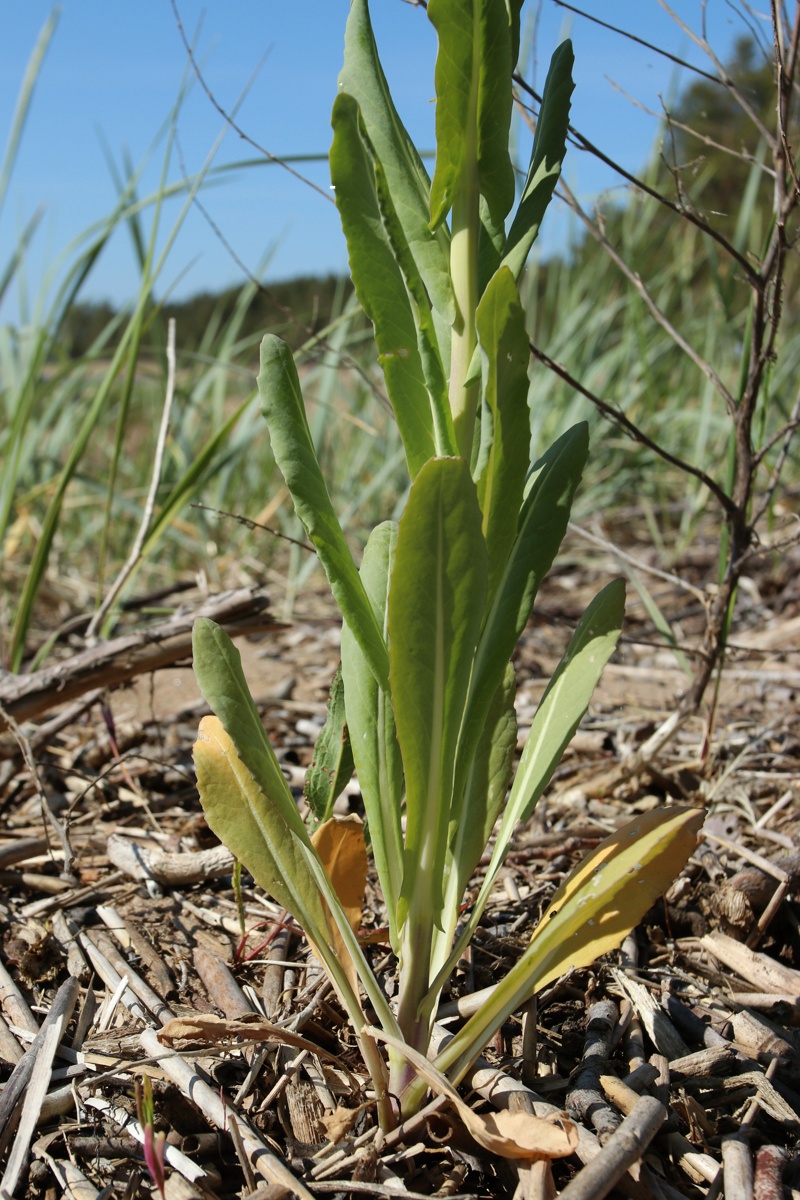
[
  {"left": 557, "top": 176, "right": 739, "bottom": 416},
  {"left": 169, "top": 0, "right": 334, "bottom": 205},
  {"left": 657, "top": 0, "right": 775, "bottom": 143},
  {"left": 513, "top": 71, "right": 760, "bottom": 283},
  {"left": 528, "top": 341, "right": 737, "bottom": 518},
  {"left": 608, "top": 81, "right": 776, "bottom": 178},
  {"left": 551, "top": 0, "right": 722, "bottom": 84},
  {"left": 568, "top": 521, "right": 708, "bottom": 605}
]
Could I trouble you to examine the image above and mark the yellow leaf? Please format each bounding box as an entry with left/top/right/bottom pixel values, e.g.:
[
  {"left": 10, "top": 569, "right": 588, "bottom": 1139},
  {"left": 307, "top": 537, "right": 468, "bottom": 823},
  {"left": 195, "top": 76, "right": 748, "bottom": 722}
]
[
  {"left": 193, "top": 717, "right": 329, "bottom": 935},
  {"left": 527, "top": 805, "right": 705, "bottom": 993}
]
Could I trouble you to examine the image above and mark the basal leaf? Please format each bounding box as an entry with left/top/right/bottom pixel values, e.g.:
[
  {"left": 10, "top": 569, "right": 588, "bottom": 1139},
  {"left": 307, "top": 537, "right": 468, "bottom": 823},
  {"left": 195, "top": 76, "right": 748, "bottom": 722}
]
[
  {"left": 330, "top": 93, "right": 435, "bottom": 477},
  {"left": 193, "top": 618, "right": 308, "bottom": 842},
  {"left": 195, "top": 718, "right": 393, "bottom": 1033},
  {"left": 390, "top": 457, "right": 488, "bottom": 930},
  {"left": 434, "top": 806, "right": 705, "bottom": 1084},
  {"left": 194, "top": 716, "right": 327, "bottom": 938},
  {"left": 304, "top": 664, "right": 355, "bottom": 830},
  {"left": 432, "top": 663, "right": 517, "bottom": 981},
  {"left": 452, "top": 424, "right": 589, "bottom": 821},
  {"left": 428, "top": 0, "right": 516, "bottom": 229},
  {"left": 502, "top": 579, "right": 626, "bottom": 831},
  {"left": 529, "top": 806, "right": 704, "bottom": 979},
  {"left": 340, "top": 522, "right": 404, "bottom": 946},
  {"left": 258, "top": 334, "right": 389, "bottom": 690},
  {"left": 432, "top": 578, "right": 625, "bottom": 995},
  {"left": 503, "top": 40, "right": 574, "bottom": 280},
  {"left": 475, "top": 266, "right": 531, "bottom": 599},
  {"left": 340, "top": 0, "right": 454, "bottom": 323},
  {"left": 479, "top": 579, "right": 625, "bottom": 913}
]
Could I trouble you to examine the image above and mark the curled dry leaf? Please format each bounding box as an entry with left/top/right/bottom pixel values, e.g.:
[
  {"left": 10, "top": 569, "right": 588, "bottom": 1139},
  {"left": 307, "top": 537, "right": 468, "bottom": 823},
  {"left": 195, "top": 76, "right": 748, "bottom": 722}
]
[
  {"left": 366, "top": 1026, "right": 577, "bottom": 1161},
  {"left": 319, "top": 1101, "right": 373, "bottom": 1145},
  {"left": 309, "top": 814, "right": 368, "bottom": 999},
  {"left": 310, "top": 815, "right": 367, "bottom": 935}
]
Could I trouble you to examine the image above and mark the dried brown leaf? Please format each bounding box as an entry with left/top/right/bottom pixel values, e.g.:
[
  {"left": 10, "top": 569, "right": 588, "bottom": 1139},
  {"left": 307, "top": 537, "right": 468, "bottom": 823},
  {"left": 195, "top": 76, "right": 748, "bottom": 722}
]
[
  {"left": 309, "top": 815, "right": 367, "bottom": 1000},
  {"left": 366, "top": 1027, "right": 578, "bottom": 1161}
]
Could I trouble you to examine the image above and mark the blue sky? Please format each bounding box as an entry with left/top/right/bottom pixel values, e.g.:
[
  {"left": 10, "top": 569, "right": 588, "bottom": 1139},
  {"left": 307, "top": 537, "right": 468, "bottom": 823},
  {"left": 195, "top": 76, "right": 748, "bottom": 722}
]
[{"left": 0, "top": 2, "right": 752, "bottom": 313}]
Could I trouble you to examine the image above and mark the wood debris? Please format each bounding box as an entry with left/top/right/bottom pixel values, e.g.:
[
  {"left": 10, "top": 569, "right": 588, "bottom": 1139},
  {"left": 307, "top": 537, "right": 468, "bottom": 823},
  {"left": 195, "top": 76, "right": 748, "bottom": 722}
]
[{"left": 0, "top": 569, "right": 797, "bottom": 1198}]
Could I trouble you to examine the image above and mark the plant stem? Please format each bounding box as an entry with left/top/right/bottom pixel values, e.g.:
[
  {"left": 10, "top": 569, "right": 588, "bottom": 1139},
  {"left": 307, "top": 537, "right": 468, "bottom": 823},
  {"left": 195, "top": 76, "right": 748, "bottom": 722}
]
[
  {"left": 392, "top": 906, "right": 437, "bottom": 1106},
  {"left": 448, "top": 111, "right": 480, "bottom": 460},
  {"left": 358, "top": 1027, "right": 395, "bottom": 1132}
]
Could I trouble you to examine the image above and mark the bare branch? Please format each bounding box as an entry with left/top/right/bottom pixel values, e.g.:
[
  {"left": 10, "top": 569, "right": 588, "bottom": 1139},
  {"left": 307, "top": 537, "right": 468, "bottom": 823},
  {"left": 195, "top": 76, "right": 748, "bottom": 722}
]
[
  {"left": 551, "top": 0, "right": 722, "bottom": 84},
  {"left": 169, "top": 0, "right": 334, "bottom": 205},
  {"left": 658, "top": 0, "right": 775, "bottom": 143},
  {"left": 513, "top": 72, "right": 760, "bottom": 283},
  {"left": 568, "top": 521, "right": 708, "bottom": 604},
  {"left": 528, "top": 341, "right": 737, "bottom": 519},
  {"left": 557, "top": 176, "right": 739, "bottom": 416},
  {"left": 608, "top": 82, "right": 776, "bottom": 178}
]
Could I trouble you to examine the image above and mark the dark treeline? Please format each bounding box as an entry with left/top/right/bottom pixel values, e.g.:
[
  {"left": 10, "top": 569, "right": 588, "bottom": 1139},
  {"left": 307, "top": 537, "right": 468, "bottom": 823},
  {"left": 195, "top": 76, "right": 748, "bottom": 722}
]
[{"left": 58, "top": 273, "right": 355, "bottom": 360}]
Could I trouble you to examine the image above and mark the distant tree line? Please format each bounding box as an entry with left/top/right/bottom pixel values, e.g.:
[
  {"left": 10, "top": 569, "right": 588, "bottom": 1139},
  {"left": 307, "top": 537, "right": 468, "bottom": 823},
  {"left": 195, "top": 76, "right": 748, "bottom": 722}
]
[{"left": 58, "top": 273, "right": 355, "bottom": 360}]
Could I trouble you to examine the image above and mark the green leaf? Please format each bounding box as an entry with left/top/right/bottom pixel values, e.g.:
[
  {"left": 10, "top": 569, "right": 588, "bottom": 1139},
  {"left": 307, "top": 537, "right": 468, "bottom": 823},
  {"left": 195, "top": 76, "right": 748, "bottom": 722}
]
[
  {"left": 390, "top": 457, "right": 488, "bottom": 931},
  {"left": 508, "top": 0, "right": 524, "bottom": 68},
  {"left": 258, "top": 334, "right": 389, "bottom": 690},
  {"left": 433, "top": 805, "right": 704, "bottom": 1085},
  {"left": 193, "top": 618, "right": 308, "bottom": 842},
  {"left": 193, "top": 715, "right": 397, "bottom": 1043},
  {"left": 330, "top": 94, "right": 435, "bottom": 477},
  {"left": 469, "top": 580, "right": 625, "bottom": 929},
  {"left": 502, "top": 40, "right": 574, "bottom": 280},
  {"left": 304, "top": 664, "right": 356, "bottom": 830},
  {"left": 428, "top": 0, "right": 516, "bottom": 229},
  {"left": 372, "top": 138, "right": 458, "bottom": 459},
  {"left": 475, "top": 266, "right": 531, "bottom": 599},
  {"left": 431, "top": 577, "right": 625, "bottom": 996},
  {"left": 501, "top": 578, "right": 625, "bottom": 831},
  {"left": 340, "top": 0, "right": 454, "bottom": 324},
  {"left": 454, "top": 424, "right": 589, "bottom": 812},
  {"left": 341, "top": 522, "right": 405, "bottom": 948},
  {"left": 192, "top": 624, "right": 402, "bottom": 1040},
  {"left": 437, "top": 663, "right": 516, "bottom": 961},
  {"left": 477, "top": 194, "right": 504, "bottom": 297}
]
